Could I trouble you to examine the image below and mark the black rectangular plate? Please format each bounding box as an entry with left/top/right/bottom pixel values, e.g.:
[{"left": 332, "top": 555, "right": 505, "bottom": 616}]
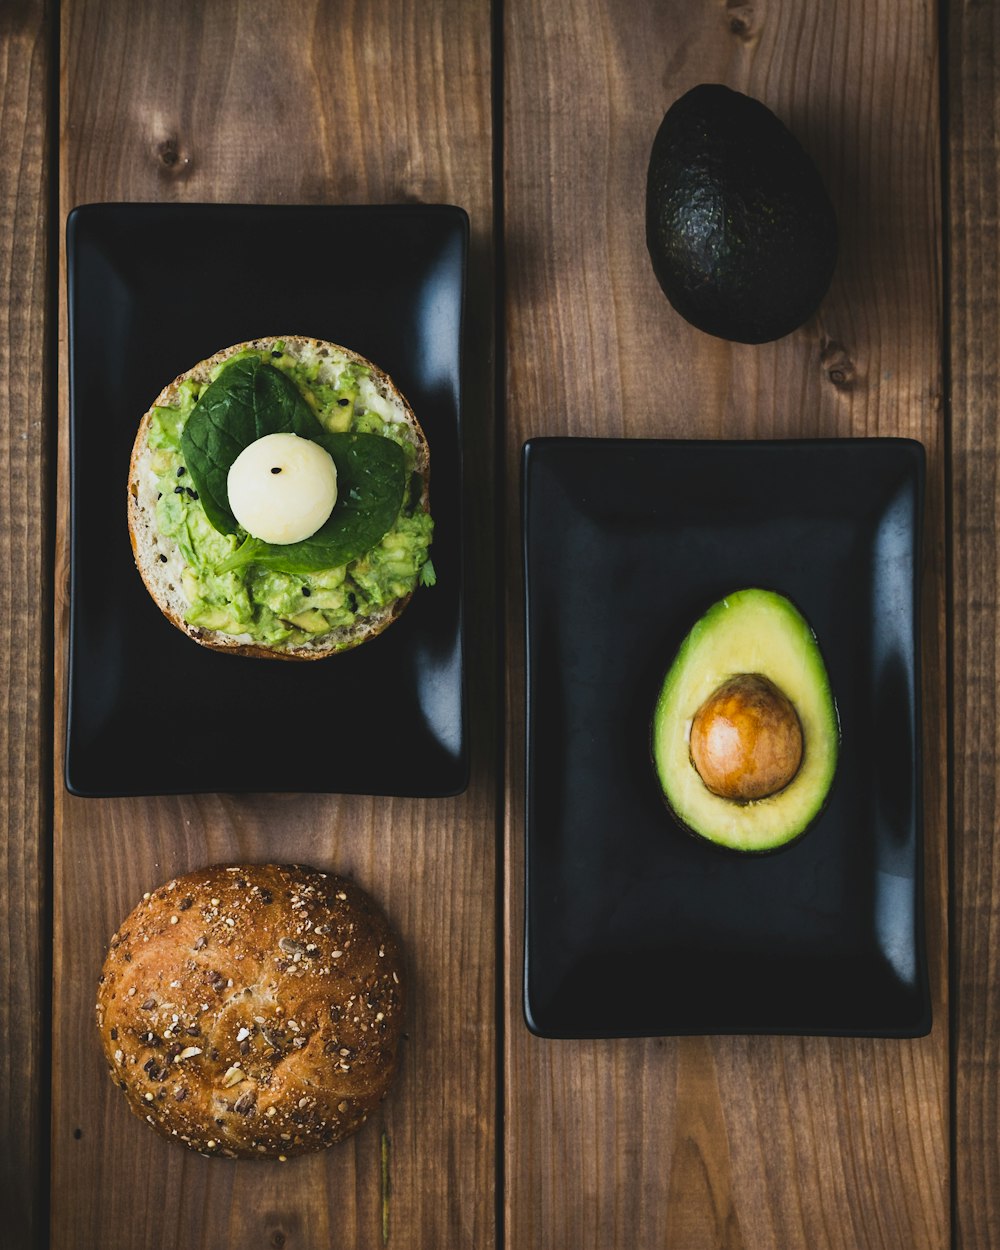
[
  {"left": 67, "top": 203, "right": 468, "bottom": 797},
  {"left": 523, "top": 438, "right": 929, "bottom": 1038}
]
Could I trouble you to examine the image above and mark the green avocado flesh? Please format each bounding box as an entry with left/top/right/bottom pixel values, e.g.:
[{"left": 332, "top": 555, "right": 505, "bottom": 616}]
[
  {"left": 146, "top": 348, "right": 434, "bottom": 649},
  {"left": 651, "top": 589, "right": 839, "bottom": 853},
  {"left": 645, "top": 84, "right": 838, "bottom": 344}
]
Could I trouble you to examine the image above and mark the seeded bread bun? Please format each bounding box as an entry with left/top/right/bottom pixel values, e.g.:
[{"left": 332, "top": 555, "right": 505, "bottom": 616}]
[
  {"left": 96, "top": 863, "right": 404, "bottom": 1160},
  {"left": 127, "top": 335, "right": 431, "bottom": 659}
]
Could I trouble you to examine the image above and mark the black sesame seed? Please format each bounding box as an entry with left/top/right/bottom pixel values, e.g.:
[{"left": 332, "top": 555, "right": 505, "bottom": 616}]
[
  {"left": 337, "top": 397, "right": 350, "bottom": 406},
  {"left": 176, "top": 466, "right": 186, "bottom": 477},
  {"left": 159, "top": 554, "right": 167, "bottom": 563},
  {"left": 174, "top": 486, "right": 184, "bottom": 494},
  {"left": 271, "top": 349, "right": 282, "bottom": 357},
  {"left": 302, "top": 587, "right": 311, "bottom": 597},
  {"left": 270, "top": 467, "right": 282, "bottom": 474},
  {"left": 157, "top": 492, "right": 162, "bottom": 500},
  {"left": 186, "top": 487, "right": 199, "bottom": 500}
]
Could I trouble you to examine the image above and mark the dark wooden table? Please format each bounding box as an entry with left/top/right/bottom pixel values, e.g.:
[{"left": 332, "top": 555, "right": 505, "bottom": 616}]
[{"left": 2, "top": 1, "right": 997, "bottom": 1247}]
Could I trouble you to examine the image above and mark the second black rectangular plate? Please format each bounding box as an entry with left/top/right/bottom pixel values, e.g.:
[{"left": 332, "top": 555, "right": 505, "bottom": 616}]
[
  {"left": 523, "top": 438, "right": 928, "bottom": 1038},
  {"left": 67, "top": 203, "right": 468, "bottom": 798}
]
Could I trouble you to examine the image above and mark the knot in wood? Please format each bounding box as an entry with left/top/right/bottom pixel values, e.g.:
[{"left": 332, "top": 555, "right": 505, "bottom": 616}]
[
  {"left": 821, "top": 339, "right": 856, "bottom": 390},
  {"left": 726, "top": 1, "right": 758, "bottom": 40},
  {"left": 155, "top": 137, "right": 192, "bottom": 179}
]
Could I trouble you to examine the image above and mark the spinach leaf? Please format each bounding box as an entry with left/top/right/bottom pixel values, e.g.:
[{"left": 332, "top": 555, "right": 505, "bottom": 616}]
[
  {"left": 254, "top": 361, "right": 323, "bottom": 440},
  {"left": 215, "top": 432, "right": 407, "bottom": 575},
  {"left": 180, "top": 356, "right": 322, "bottom": 534}
]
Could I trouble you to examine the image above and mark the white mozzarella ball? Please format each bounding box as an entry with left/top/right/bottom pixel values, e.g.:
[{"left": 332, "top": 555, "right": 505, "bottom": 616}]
[{"left": 227, "top": 433, "right": 337, "bottom": 544}]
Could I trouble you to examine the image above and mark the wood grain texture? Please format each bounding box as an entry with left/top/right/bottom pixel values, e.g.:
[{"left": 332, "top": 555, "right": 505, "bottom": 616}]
[
  {"left": 503, "top": 2, "right": 948, "bottom": 1248},
  {"left": 54, "top": 3, "right": 495, "bottom": 1248},
  {"left": 0, "top": 3, "right": 52, "bottom": 1248},
  {"left": 948, "top": 1, "right": 1000, "bottom": 1246}
]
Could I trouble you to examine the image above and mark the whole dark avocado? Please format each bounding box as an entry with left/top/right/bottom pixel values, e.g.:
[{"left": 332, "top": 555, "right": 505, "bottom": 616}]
[{"left": 645, "top": 84, "right": 838, "bottom": 344}]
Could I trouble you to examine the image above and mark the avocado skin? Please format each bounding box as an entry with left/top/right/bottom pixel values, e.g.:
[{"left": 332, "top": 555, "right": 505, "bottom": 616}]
[{"left": 645, "top": 84, "right": 838, "bottom": 344}]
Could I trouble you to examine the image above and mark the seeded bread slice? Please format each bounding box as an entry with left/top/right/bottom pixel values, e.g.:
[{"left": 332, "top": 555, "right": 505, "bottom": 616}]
[{"left": 127, "top": 336, "right": 430, "bottom": 660}]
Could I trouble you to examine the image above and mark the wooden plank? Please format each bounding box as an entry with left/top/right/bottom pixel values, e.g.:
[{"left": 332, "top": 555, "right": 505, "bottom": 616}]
[
  {"left": 0, "top": 3, "right": 52, "bottom": 1248},
  {"left": 948, "top": 1, "right": 1000, "bottom": 1245},
  {"left": 503, "top": 2, "right": 948, "bottom": 1247},
  {"left": 53, "top": 3, "right": 495, "bottom": 1248}
]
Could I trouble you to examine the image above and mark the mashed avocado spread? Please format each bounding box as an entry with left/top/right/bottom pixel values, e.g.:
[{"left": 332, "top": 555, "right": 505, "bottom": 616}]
[{"left": 146, "top": 345, "right": 434, "bottom": 647}]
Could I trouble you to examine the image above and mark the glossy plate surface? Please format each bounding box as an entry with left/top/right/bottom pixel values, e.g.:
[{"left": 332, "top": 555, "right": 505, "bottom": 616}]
[
  {"left": 67, "top": 203, "right": 467, "bottom": 797},
  {"left": 523, "top": 438, "right": 928, "bottom": 1037}
]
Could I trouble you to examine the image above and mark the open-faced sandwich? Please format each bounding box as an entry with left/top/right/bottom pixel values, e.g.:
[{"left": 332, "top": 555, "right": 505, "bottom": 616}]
[{"left": 128, "top": 336, "right": 434, "bottom": 659}]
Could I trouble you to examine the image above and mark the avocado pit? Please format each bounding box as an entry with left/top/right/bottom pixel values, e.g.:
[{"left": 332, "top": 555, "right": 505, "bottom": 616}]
[{"left": 689, "top": 673, "right": 803, "bottom": 802}]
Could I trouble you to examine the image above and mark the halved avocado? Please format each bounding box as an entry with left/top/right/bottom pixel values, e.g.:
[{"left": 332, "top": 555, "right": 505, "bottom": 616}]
[{"left": 651, "top": 588, "right": 839, "bottom": 853}]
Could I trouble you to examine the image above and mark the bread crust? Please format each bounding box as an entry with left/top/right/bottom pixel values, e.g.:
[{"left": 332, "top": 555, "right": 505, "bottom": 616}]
[
  {"left": 96, "top": 863, "right": 405, "bottom": 1159},
  {"left": 127, "top": 336, "right": 431, "bottom": 659}
]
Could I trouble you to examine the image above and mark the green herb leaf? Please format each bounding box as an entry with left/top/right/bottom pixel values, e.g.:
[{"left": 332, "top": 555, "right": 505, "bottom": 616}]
[
  {"left": 254, "top": 361, "right": 322, "bottom": 440},
  {"left": 180, "top": 356, "right": 323, "bottom": 534},
  {"left": 215, "top": 432, "right": 407, "bottom": 575}
]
